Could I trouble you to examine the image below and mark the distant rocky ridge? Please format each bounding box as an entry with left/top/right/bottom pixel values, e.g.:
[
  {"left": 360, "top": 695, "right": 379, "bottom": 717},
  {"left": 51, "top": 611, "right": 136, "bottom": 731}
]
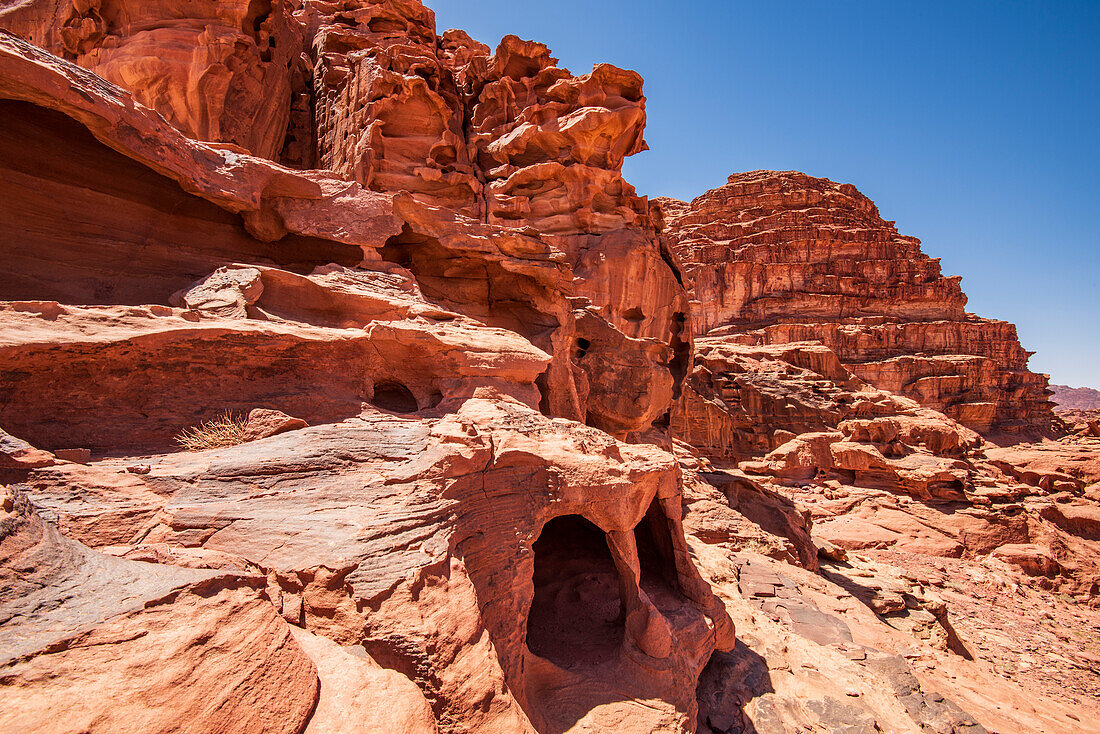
[
  {"left": 0, "top": 2, "right": 1097, "bottom": 733},
  {"left": 659, "top": 171, "right": 1058, "bottom": 441},
  {"left": 1052, "top": 384, "right": 1100, "bottom": 411}
]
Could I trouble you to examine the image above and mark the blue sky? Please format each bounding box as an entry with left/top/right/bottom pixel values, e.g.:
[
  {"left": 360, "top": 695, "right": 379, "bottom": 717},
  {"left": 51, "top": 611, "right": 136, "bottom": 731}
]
[{"left": 432, "top": 1, "right": 1100, "bottom": 387}]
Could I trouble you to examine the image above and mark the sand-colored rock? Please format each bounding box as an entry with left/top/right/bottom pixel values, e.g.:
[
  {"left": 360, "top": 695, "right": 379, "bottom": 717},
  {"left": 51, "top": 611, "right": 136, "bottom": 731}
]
[
  {"left": 242, "top": 408, "right": 310, "bottom": 442},
  {"left": 1, "top": 426, "right": 55, "bottom": 468},
  {"left": 11, "top": 397, "right": 736, "bottom": 732},
  {"left": 290, "top": 626, "right": 438, "bottom": 734},
  {"left": 0, "top": 23, "right": 728, "bottom": 730}
]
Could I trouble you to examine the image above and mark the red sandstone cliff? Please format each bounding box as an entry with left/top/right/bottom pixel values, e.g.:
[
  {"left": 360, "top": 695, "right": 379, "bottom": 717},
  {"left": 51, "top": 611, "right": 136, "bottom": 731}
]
[
  {"left": 0, "top": 3, "right": 1097, "bottom": 734},
  {"left": 660, "top": 171, "right": 1058, "bottom": 439}
]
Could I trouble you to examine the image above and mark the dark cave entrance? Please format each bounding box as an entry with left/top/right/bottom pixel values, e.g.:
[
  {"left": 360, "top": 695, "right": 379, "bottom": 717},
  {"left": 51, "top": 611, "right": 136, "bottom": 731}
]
[
  {"left": 525, "top": 515, "right": 625, "bottom": 669},
  {"left": 370, "top": 381, "right": 419, "bottom": 413},
  {"left": 634, "top": 498, "right": 684, "bottom": 599}
]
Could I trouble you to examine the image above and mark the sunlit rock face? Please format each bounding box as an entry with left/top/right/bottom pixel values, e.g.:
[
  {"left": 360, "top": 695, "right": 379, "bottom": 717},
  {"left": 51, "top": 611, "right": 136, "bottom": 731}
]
[
  {"left": 0, "top": 12, "right": 732, "bottom": 731},
  {"left": 1, "top": 0, "right": 688, "bottom": 440},
  {"left": 660, "top": 170, "right": 1059, "bottom": 439},
  {"left": 2, "top": 3, "right": 1096, "bottom": 734},
  {"left": 1, "top": 0, "right": 305, "bottom": 158}
]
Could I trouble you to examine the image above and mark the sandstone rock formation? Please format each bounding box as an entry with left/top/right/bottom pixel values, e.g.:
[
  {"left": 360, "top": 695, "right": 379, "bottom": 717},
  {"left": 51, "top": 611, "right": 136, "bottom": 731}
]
[
  {"left": 0, "top": 0, "right": 304, "bottom": 159},
  {"left": 0, "top": 486, "right": 320, "bottom": 734},
  {"left": 0, "top": 17, "right": 728, "bottom": 732},
  {"left": 660, "top": 171, "right": 1059, "bottom": 439},
  {"left": 0, "top": 2, "right": 1098, "bottom": 733}
]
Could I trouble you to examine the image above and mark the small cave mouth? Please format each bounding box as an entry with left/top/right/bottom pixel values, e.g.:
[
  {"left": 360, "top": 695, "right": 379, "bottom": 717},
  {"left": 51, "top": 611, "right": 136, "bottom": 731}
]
[
  {"left": 623, "top": 306, "right": 646, "bottom": 323},
  {"left": 380, "top": 223, "right": 435, "bottom": 272},
  {"left": 426, "top": 390, "right": 444, "bottom": 410},
  {"left": 370, "top": 381, "right": 419, "bottom": 414},
  {"left": 634, "top": 498, "right": 683, "bottom": 598},
  {"left": 574, "top": 338, "right": 591, "bottom": 361},
  {"left": 526, "top": 515, "right": 625, "bottom": 669}
]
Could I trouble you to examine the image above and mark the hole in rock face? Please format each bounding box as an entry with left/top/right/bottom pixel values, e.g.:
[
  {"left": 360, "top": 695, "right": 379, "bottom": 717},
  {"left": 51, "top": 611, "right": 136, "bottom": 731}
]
[
  {"left": 245, "top": 0, "right": 272, "bottom": 35},
  {"left": 370, "top": 382, "right": 418, "bottom": 414},
  {"left": 634, "top": 499, "right": 682, "bottom": 596},
  {"left": 668, "top": 332, "right": 690, "bottom": 397},
  {"left": 244, "top": 0, "right": 273, "bottom": 60},
  {"left": 426, "top": 390, "right": 444, "bottom": 409},
  {"left": 573, "top": 338, "right": 591, "bottom": 361},
  {"left": 526, "top": 515, "right": 625, "bottom": 669},
  {"left": 500, "top": 55, "right": 544, "bottom": 82},
  {"left": 622, "top": 307, "right": 645, "bottom": 323},
  {"left": 534, "top": 369, "right": 552, "bottom": 416}
]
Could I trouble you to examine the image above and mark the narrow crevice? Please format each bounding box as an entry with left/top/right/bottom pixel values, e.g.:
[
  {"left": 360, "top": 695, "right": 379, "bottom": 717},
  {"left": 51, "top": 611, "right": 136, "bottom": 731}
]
[{"left": 634, "top": 498, "right": 681, "bottom": 595}]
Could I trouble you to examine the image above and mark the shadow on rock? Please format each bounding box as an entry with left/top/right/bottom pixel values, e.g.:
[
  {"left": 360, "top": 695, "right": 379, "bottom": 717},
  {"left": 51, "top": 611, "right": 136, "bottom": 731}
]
[{"left": 696, "top": 638, "right": 774, "bottom": 734}]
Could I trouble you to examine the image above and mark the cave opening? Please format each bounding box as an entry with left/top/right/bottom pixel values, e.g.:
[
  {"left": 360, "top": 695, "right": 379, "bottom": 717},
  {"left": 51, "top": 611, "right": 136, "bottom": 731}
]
[
  {"left": 634, "top": 498, "right": 682, "bottom": 597},
  {"left": 426, "top": 390, "right": 444, "bottom": 410},
  {"left": 370, "top": 381, "right": 419, "bottom": 414},
  {"left": 382, "top": 224, "right": 560, "bottom": 351},
  {"left": 525, "top": 515, "right": 625, "bottom": 669}
]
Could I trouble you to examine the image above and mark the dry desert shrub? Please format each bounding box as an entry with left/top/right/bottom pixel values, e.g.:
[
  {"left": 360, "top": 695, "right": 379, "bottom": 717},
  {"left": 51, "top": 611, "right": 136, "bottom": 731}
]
[{"left": 175, "top": 412, "right": 249, "bottom": 451}]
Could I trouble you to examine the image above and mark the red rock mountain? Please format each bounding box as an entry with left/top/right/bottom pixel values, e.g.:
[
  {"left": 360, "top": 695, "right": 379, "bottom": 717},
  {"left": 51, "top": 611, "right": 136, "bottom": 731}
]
[
  {"left": 0, "top": 2, "right": 1097, "bottom": 733},
  {"left": 660, "top": 171, "right": 1058, "bottom": 441}
]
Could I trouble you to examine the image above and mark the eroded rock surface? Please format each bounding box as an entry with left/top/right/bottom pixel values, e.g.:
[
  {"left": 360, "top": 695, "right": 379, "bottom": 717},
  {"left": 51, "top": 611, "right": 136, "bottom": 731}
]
[
  {"left": 660, "top": 171, "right": 1059, "bottom": 438},
  {"left": 0, "top": 15, "right": 724, "bottom": 732},
  {"left": 0, "top": 486, "right": 320, "bottom": 734},
  {"left": 0, "top": 3, "right": 1096, "bottom": 733}
]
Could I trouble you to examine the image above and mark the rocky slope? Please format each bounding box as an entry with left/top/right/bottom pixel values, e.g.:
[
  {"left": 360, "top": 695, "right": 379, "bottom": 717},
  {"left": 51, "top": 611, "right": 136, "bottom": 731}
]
[{"left": 0, "top": 2, "right": 1097, "bottom": 733}]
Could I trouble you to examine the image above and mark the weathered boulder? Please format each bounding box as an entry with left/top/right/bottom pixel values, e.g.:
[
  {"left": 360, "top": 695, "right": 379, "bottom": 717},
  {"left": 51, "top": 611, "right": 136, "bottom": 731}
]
[
  {"left": 241, "top": 408, "right": 310, "bottom": 442},
  {"left": 0, "top": 427, "right": 54, "bottom": 469},
  {"left": 172, "top": 266, "right": 264, "bottom": 318}
]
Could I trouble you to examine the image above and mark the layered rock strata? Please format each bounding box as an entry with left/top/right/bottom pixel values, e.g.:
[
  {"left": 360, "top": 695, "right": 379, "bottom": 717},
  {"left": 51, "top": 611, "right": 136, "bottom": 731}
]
[
  {"left": 0, "top": 3, "right": 1097, "bottom": 734},
  {"left": 661, "top": 171, "right": 1058, "bottom": 438},
  {"left": 0, "top": 22, "right": 734, "bottom": 733}
]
